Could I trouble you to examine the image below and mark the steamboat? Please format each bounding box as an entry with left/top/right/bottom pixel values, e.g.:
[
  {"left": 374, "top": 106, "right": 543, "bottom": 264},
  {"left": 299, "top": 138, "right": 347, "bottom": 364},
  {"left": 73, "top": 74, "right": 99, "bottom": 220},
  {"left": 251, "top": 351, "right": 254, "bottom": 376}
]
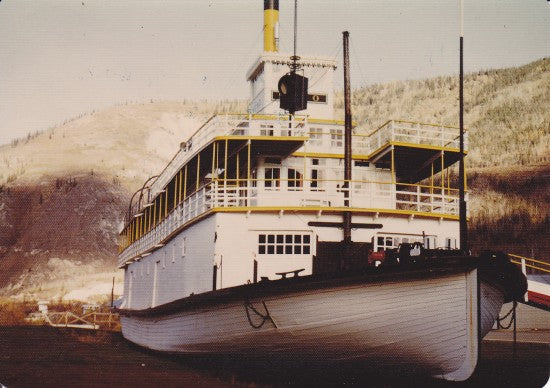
[{"left": 117, "top": 1, "right": 526, "bottom": 381}]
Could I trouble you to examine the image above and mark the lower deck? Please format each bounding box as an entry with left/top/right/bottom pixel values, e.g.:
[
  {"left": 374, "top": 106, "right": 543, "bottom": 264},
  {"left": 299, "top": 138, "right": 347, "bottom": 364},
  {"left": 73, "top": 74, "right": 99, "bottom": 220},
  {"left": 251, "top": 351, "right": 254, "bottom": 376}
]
[{"left": 121, "top": 211, "right": 459, "bottom": 310}]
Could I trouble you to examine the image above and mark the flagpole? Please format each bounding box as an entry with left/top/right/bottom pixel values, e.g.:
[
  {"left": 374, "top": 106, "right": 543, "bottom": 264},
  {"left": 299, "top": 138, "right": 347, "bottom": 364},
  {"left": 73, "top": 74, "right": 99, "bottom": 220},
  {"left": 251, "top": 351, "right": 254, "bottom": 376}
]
[{"left": 459, "top": 0, "right": 468, "bottom": 253}]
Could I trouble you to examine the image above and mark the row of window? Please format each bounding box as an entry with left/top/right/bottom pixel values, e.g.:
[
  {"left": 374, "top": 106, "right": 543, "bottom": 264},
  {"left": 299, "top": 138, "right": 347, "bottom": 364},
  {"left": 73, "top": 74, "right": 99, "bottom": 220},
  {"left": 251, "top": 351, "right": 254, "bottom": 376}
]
[
  {"left": 258, "top": 234, "right": 312, "bottom": 255},
  {"left": 375, "top": 235, "right": 457, "bottom": 250}
]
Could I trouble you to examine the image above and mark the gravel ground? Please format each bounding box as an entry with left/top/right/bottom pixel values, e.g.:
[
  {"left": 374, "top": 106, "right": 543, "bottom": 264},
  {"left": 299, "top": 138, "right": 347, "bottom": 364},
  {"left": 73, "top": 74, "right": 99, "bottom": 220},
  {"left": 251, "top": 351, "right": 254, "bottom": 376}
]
[{"left": 0, "top": 326, "right": 548, "bottom": 387}]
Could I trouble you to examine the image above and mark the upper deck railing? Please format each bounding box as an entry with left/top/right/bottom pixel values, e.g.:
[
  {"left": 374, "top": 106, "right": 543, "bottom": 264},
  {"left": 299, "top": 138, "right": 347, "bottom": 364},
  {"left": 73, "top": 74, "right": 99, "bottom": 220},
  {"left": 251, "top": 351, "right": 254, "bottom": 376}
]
[
  {"left": 144, "top": 117, "right": 465, "bottom": 210},
  {"left": 148, "top": 114, "right": 310, "bottom": 201},
  {"left": 364, "top": 120, "right": 468, "bottom": 154}
]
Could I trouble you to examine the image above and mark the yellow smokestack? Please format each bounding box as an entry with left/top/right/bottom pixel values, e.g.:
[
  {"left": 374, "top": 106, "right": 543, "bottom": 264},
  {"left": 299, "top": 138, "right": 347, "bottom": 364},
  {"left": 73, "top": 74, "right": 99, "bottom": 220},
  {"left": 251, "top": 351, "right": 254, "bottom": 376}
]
[{"left": 264, "top": 0, "right": 279, "bottom": 52}]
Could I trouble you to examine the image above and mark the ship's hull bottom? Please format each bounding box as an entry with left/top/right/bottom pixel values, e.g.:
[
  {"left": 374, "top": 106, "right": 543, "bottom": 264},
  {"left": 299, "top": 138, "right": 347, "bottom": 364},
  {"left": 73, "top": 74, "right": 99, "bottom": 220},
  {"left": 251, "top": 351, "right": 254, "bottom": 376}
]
[{"left": 120, "top": 260, "right": 515, "bottom": 382}]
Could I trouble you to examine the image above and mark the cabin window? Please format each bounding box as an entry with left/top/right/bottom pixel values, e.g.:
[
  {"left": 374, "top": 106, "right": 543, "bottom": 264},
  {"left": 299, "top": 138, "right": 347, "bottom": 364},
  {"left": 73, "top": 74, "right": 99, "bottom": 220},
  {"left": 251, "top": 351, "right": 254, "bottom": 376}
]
[
  {"left": 375, "top": 234, "right": 425, "bottom": 251},
  {"left": 264, "top": 167, "right": 280, "bottom": 189},
  {"left": 310, "top": 169, "right": 320, "bottom": 189},
  {"left": 258, "top": 233, "right": 311, "bottom": 255},
  {"left": 172, "top": 244, "right": 177, "bottom": 263},
  {"left": 287, "top": 168, "right": 303, "bottom": 189},
  {"left": 260, "top": 125, "right": 274, "bottom": 137},
  {"left": 445, "top": 238, "right": 457, "bottom": 250},
  {"left": 309, "top": 128, "right": 323, "bottom": 146},
  {"left": 330, "top": 128, "right": 343, "bottom": 147}
]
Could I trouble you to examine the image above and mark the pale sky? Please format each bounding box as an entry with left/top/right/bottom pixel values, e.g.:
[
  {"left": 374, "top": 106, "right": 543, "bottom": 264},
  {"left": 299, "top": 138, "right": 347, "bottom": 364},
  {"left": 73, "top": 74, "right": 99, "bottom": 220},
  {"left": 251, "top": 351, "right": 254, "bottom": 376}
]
[{"left": 0, "top": 0, "right": 548, "bottom": 145}]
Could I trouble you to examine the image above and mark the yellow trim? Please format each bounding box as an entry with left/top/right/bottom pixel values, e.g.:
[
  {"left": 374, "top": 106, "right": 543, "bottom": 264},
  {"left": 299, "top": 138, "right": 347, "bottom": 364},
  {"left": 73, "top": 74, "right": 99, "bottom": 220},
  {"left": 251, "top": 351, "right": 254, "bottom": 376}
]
[
  {"left": 214, "top": 135, "right": 309, "bottom": 142},
  {"left": 511, "top": 260, "right": 550, "bottom": 274},
  {"left": 441, "top": 151, "right": 445, "bottom": 191},
  {"left": 292, "top": 152, "right": 371, "bottom": 160},
  {"left": 164, "top": 188, "right": 168, "bottom": 220},
  {"left": 178, "top": 169, "right": 183, "bottom": 204},
  {"left": 173, "top": 173, "right": 178, "bottom": 209},
  {"left": 183, "top": 165, "right": 188, "bottom": 202},
  {"left": 196, "top": 152, "right": 200, "bottom": 189},
  {"left": 391, "top": 141, "right": 462, "bottom": 153},
  {"left": 209, "top": 206, "right": 459, "bottom": 220},
  {"left": 224, "top": 139, "right": 228, "bottom": 181},
  {"left": 391, "top": 146, "right": 395, "bottom": 184},
  {"left": 509, "top": 254, "right": 550, "bottom": 267}
]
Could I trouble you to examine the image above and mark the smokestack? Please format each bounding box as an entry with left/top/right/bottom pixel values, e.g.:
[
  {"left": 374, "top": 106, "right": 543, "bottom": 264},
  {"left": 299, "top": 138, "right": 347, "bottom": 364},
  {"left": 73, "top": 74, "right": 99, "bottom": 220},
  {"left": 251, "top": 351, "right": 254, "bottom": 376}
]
[{"left": 264, "top": 0, "right": 279, "bottom": 52}]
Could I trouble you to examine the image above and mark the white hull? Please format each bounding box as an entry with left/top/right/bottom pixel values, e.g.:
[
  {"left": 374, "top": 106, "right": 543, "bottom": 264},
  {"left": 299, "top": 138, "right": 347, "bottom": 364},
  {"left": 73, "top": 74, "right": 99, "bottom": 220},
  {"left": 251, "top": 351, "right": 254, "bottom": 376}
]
[{"left": 120, "top": 267, "right": 496, "bottom": 382}]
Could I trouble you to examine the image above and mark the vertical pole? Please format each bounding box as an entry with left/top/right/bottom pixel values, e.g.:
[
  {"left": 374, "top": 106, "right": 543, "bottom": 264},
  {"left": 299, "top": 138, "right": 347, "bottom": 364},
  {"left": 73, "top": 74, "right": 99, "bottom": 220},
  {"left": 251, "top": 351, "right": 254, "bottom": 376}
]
[
  {"left": 459, "top": 0, "right": 468, "bottom": 253},
  {"left": 391, "top": 146, "right": 395, "bottom": 184},
  {"left": 159, "top": 194, "right": 163, "bottom": 222},
  {"left": 196, "top": 153, "right": 201, "bottom": 190},
  {"left": 236, "top": 151, "right": 240, "bottom": 186},
  {"left": 342, "top": 31, "right": 352, "bottom": 246},
  {"left": 184, "top": 165, "right": 188, "bottom": 201},
  {"left": 173, "top": 175, "right": 178, "bottom": 209},
  {"left": 164, "top": 187, "right": 168, "bottom": 219},
  {"left": 212, "top": 265, "right": 217, "bottom": 291},
  {"left": 253, "top": 259, "right": 258, "bottom": 284},
  {"left": 247, "top": 140, "right": 251, "bottom": 180},
  {"left": 111, "top": 276, "right": 115, "bottom": 309},
  {"left": 212, "top": 142, "right": 216, "bottom": 179},
  {"left": 179, "top": 170, "right": 183, "bottom": 204},
  {"left": 513, "top": 300, "right": 517, "bottom": 361},
  {"left": 153, "top": 199, "right": 157, "bottom": 226},
  {"left": 430, "top": 162, "right": 434, "bottom": 194}
]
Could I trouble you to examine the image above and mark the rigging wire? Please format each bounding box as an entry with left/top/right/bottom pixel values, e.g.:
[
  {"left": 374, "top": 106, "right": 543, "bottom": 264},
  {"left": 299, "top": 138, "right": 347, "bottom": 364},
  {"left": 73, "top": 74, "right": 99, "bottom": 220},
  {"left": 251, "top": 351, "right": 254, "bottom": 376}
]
[
  {"left": 350, "top": 35, "right": 368, "bottom": 90},
  {"left": 221, "top": 26, "right": 265, "bottom": 103}
]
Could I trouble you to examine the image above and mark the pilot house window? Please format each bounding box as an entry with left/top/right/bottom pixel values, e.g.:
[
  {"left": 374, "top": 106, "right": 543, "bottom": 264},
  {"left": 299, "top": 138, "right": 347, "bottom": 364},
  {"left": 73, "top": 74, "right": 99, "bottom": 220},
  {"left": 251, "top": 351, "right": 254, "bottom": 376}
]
[{"left": 258, "top": 234, "right": 311, "bottom": 255}]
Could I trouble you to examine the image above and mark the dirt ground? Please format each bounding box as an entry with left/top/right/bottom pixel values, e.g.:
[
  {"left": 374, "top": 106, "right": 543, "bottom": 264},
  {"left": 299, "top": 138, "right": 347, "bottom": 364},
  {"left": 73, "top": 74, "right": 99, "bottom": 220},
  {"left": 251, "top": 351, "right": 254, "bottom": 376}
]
[{"left": 0, "top": 326, "right": 548, "bottom": 387}]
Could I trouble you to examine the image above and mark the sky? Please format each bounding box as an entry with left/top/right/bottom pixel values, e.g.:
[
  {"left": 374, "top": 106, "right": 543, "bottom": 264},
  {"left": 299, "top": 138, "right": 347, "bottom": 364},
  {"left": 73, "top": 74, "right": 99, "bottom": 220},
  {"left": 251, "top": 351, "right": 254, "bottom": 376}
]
[{"left": 0, "top": 0, "right": 549, "bottom": 146}]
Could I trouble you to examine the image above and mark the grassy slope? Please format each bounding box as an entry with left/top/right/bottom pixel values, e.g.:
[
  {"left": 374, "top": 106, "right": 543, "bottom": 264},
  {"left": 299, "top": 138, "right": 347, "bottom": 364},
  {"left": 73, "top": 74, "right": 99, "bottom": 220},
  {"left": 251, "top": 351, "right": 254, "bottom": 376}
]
[{"left": 340, "top": 57, "right": 550, "bottom": 168}]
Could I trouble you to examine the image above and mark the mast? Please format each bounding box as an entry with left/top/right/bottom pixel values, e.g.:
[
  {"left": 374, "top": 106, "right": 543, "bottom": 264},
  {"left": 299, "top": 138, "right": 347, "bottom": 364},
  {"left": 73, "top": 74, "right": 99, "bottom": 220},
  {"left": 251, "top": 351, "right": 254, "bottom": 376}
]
[
  {"left": 343, "top": 31, "right": 352, "bottom": 244},
  {"left": 459, "top": 0, "right": 468, "bottom": 252}
]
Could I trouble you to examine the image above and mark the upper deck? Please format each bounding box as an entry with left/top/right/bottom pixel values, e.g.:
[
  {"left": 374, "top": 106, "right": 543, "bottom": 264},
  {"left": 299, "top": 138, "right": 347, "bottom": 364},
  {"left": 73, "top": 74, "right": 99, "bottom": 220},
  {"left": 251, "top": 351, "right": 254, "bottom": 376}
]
[{"left": 118, "top": 114, "right": 467, "bottom": 267}]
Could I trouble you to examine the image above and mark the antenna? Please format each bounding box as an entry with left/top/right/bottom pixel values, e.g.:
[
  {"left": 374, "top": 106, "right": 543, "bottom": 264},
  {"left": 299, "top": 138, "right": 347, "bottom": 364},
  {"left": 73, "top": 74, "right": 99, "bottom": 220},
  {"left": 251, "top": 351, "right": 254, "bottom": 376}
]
[
  {"left": 290, "top": 0, "right": 300, "bottom": 71},
  {"left": 458, "top": 0, "right": 468, "bottom": 253},
  {"left": 342, "top": 31, "right": 352, "bottom": 245},
  {"left": 277, "top": 0, "right": 308, "bottom": 114}
]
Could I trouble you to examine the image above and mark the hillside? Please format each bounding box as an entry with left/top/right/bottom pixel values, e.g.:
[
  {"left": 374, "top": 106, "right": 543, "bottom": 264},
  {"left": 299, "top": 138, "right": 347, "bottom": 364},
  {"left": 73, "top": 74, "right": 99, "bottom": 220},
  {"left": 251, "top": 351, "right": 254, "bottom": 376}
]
[
  {"left": 0, "top": 59, "right": 548, "bottom": 301},
  {"left": 0, "top": 100, "right": 245, "bottom": 300},
  {"left": 339, "top": 57, "right": 549, "bottom": 168}
]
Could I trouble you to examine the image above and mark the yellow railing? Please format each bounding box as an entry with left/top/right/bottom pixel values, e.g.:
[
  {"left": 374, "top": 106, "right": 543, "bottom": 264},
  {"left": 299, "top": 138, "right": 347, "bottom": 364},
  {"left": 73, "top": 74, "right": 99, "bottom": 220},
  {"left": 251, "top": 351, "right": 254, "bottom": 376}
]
[{"left": 509, "top": 254, "right": 550, "bottom": 274}]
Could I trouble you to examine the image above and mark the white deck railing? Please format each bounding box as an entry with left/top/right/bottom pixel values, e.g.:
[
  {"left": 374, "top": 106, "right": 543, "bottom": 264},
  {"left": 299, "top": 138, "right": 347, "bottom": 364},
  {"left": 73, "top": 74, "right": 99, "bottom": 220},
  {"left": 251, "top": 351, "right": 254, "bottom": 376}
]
[
  {"left": 148, "top": 114, "right": 309, "bottom": 201},
  {"left": 140, "top": 117, "right": 466, "bottom": 215},
  {"left": 119, "top": 179, "right": 460, "bottom": 266},
  {"left": 365, "top": 120, "right": 467, "bottom": 152}
]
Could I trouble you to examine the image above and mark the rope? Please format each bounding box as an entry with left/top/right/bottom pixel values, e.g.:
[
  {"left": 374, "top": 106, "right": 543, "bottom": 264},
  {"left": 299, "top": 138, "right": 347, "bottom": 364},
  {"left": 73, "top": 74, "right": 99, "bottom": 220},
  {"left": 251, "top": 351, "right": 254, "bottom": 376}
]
[
  {"left": 244, "top": 300, "right": 276, "bottom": 329},
  {"left": 496, "top": 301, "right": 517, "bottom": 330}
]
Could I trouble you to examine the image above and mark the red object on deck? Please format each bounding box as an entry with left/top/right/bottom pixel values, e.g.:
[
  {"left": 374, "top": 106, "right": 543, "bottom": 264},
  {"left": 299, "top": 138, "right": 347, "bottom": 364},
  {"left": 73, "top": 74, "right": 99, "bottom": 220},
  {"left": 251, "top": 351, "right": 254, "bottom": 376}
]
[{"left": 368, "top": 251, "right": 385, "bottom": 265}]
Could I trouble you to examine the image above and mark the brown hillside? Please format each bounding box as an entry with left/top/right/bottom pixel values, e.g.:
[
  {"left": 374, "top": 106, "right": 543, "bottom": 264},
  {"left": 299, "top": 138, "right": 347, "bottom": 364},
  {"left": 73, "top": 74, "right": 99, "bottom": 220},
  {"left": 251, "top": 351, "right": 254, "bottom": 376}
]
[{"left": 0, "top": 175, "right": 128, "bottom": 291}]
